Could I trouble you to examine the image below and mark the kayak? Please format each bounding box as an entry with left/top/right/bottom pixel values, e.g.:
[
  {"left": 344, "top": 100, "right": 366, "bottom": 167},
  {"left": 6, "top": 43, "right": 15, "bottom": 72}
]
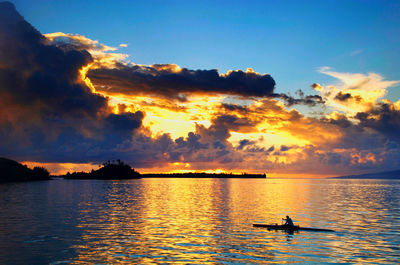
[{"left": 253, "top": 224, "right": 334, "bottom": 232}]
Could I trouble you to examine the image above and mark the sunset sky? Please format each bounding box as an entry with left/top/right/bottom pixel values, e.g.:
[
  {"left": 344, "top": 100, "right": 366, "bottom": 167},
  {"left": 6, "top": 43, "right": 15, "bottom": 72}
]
[{"left": 1, "top": 1, "right": 400, "bottom": 177}]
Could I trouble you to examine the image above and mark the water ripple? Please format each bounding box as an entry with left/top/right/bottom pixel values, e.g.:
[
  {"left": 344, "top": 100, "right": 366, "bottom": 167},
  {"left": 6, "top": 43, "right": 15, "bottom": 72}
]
[{"left": 0, "top": 178, "right": 399, "bottom": 264}]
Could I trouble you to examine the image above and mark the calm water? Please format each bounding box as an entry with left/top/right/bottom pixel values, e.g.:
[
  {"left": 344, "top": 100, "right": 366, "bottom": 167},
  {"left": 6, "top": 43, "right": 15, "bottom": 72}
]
[{"left": 0, "top": 178, "right": 399, "bottom": 264}]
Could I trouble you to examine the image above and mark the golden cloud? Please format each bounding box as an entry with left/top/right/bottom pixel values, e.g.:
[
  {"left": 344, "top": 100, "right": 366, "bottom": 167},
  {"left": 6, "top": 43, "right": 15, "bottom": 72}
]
[{"left": 318, "top": 68, "right": 400, "bottom": 114}]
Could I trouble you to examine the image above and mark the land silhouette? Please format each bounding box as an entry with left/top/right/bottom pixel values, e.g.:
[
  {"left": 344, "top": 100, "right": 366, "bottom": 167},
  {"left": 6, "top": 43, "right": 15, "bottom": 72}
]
[
  {"left": 0, "top": 157, "right": 266, "bottom": 181},
  {"left": 142, "top": 172, "right": 266, "bottom": 178},
  {"left": 2, "top": 156, "right": 398, "bottom": 180},
  {"left": 63, "top": 161, "right": 266, "bottom": 179},
  {"left": 63, "top": 160, "right": 141, "bottom": 180},
  {"left": 0, "top": 157, "right": 50, "bottom": 182},
  {"left": 334, "top": 170, "right": 400, "bottom": 179}
]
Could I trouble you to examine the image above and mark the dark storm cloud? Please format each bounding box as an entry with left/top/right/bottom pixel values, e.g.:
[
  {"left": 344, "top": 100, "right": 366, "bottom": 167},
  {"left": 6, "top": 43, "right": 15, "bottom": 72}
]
[
  {"left": 105, "top": 112, "right": 143, "bottom": 133},
  {"left": 355, "top": 103, "right": 400, "bottom": 142},
  {"left": 0, "top": 2, "right": 143, "bottom": 163},
  {"left": 88, "top": 63, "right": 276, "bottom": 101},
  {"left": 0, "top": 1, "right": 106, "bottom": 115},
  {"left": 88, "top": 61, "right": 325, "bottom": 107}
]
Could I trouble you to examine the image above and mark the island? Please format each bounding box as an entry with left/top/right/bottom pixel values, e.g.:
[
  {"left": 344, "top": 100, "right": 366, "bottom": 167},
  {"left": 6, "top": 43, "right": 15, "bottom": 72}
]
[
  {"left": 0, "top": 157, "right": 50, "bottom": 183},
  {"left": 142, "top": 172, "right": 266, "bottom": 178},
  {"left": 1, "top": 156, "right": 266, "bottom": 181},
  {"left": 63, "top": 160, "right": 141, "bottom": 180}
]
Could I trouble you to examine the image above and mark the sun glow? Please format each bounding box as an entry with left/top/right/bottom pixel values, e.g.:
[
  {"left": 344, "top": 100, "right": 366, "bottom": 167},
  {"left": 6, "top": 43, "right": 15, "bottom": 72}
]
[
  {"left": 103, "top": 93, "right": 223, "bottom": 139},
  {"left": 22, "top": 161, "right": 99, "bottom": 175},
  {"left": 73, "top": 59, "right": 399, "bottom": 176}
]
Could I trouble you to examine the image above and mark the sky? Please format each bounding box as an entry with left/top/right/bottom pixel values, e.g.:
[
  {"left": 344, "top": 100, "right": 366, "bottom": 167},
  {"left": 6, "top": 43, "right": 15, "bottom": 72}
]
[{"left": 1, "top": 0, "right": 400, "bottom": 177}]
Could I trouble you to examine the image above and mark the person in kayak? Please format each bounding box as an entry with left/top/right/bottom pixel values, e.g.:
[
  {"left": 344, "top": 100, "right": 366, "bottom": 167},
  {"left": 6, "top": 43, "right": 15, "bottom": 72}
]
[{"left": 283, "top": 216, "right": 294, "bottom": 227}]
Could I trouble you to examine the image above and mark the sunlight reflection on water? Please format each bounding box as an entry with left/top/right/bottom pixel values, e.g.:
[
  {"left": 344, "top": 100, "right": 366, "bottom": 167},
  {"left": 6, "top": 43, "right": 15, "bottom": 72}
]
[{"left": 0, "top": 178, "right": 399, "bottom": 264}]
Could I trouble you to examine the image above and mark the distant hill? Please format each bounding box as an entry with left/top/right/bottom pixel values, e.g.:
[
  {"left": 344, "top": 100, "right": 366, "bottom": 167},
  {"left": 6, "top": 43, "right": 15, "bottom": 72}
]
[
  {"left": 0, "top": 157, "right": 50, "bottom": 182},
  {"left": 63, "top": 160, "right": 140, "bottom": 180},
  {"left": 334, "top": 170, "right": 400, "bottom": 179}
]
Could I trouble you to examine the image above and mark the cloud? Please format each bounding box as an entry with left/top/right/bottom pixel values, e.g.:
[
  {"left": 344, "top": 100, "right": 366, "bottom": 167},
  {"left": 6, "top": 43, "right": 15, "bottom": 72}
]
[
  {"left": 280, "top": 145, "right": 291, "bottom": 151},
  {"left": 44, "top": 31, "right": 325, "bottom": 108},
  {"left": 311, "top": 83, "right": 323, "bottom": 91},
  {"left": 334, "top": 91, "right": 353, "bottom": 101},
  {"left": 317, "top": 68, "right": 400, "bottom": 114},
  {"left": 44, "top": 32, "right": 129, "bottom": 68},
  {"left": 43, "top": 32, "right": 280, "bottom": 101},
  {"left": 274, "top": 91, "right": 324, "bottom": 107},
  {"left": 211, "top": 114, "right": 258, "bottom": 134},
  {"left": 237, "top": 139, "right": 256, "bottom": 150},
  {"left": 87, "top": 64, "right": 276, "bottom": 101},
  {"left": 0, "top": 2, "right": 248, "bottom": 170},
  {"left": 45, "top": 32, "right": 118, "bottom": 53},
  {"left": 213, "top": 96, "right": 400, "bottom": 174},
  {"left": 0, "top": 2, "right": 143, "bottom": 163},
  {"left": 0, "top": 2, "right": 106, "bottom": 117},
  {"left": 355, "top": 102, "right": 400, "bottom": 142}
]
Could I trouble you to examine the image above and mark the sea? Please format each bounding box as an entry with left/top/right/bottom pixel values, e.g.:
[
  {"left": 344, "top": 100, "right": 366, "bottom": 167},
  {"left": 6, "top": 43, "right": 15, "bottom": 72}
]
[{"left": 0, "top": 178, "right": 399, "bottom": 264}]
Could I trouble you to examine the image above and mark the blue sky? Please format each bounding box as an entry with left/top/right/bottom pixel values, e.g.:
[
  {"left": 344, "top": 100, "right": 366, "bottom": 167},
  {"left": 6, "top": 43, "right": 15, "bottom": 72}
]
[{"left": 11, "top": 0, "right": 400, "bottom": 99}]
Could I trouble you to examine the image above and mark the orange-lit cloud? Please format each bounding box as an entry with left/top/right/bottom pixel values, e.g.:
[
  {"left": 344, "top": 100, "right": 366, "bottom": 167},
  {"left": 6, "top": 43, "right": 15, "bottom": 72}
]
[
  {"left": 87, "top": 64, "right": 276, "bottom": 102},
  {"left": 44, "top": 32, "right": 129, "bottom": 68},
  {"left": 317, "top": 67, "right": 400, "bottom": 114}
]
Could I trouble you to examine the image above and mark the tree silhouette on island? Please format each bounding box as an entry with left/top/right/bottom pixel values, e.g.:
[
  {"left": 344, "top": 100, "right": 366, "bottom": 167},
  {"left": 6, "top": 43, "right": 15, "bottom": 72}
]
[
  {"left": 0, "top": 157, "right": 50, "bottom": 182},
  {"left": 0, "top": 157, "right": 267, "bottom": 182},
  {"left": 141, "top": 172, "right": 266, "bottom": 178},
  {"left": 64, "top": 160, "right": 141, "bottom": 180}
]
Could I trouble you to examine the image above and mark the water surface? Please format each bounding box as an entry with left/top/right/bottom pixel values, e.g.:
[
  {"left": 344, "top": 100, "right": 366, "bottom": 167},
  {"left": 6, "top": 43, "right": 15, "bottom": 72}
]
[{"left": 0, "top": 178, "right": 399, "bottom": 264}]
